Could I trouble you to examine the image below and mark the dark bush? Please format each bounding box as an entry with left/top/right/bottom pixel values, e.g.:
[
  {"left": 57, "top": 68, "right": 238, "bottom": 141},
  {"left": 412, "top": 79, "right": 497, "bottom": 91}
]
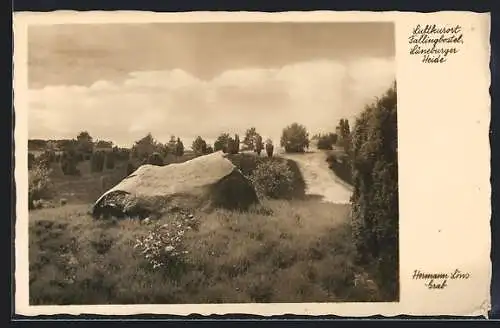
[
  {"left": 91, "top": 151, "right": 106, "bottom": 173},
  {"left": 105, "top": 152, "right": 115, "bottom": 169},
  {"left": 147, "top": 152, "right": 164, "bottom": 166},
  {"left": 61, "top": 151, "right": 80, "bottom": 176},
  {"left": 350, "top": 82, "right": 398, "bottom": 300},
  {"left": 317, "top": 133, "right": 337, "bottom": 150},
  {"left": 29, "top": 162, "right": 53, "bottom": 208},
  {"left": 28, "top": 153, "right": 35, "bottom": 169}
]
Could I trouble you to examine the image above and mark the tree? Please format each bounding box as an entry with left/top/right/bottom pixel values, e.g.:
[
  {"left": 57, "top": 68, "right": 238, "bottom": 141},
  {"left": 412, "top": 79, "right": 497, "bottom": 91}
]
[
  {"left": 243, "top": 127, "right": 259, "bottom": 151},
  {"left": 38, "top": 150, "right": 56, "bottom": 165},
  {"left": 234, "top": 134, "right": 240, "bottom": 153},
  {"left": 350, "top": 81, "right": 398, "bottom": 299},
  {"left": 336, "top": 118, "right": 352, "bottom": 152},
  {"left": 255, "top": 135, "right": 264, "bottom": 155},
  {"left": 192, "top": 136, "right": 208, "bottom": 155},
  {"left": 206, "top": 145, "right": 214, "bottom": 154},
  {"left": 280, "top": 123, "right": 310, "bottom": 153},
  {"left": 329, "top": 132, "right": 338, "bottom": 145},
  {"left": 214, "top": 133, "right": 231, "bottom": 152},
  {"left": 342, "top": 119, "right": 352, "bottom": 154},
  {"left": 317, "top": 133, "right": 338, "bottom": 150},
  {"left": 265, "top": 139, "right": 274, "bottom": 157},
  {"left": 147, "top": 152, "right": 164, "bottom": 166},
  {"left": 76, "top": 131, "right": 94, "bottom": 154},
  {"left": 126, "top": 162, "right": 136, "bottom": 175},
  {"left": 132, "top": 133, "right": 159, "bottom": 160},
  {"left": 28, "top": 153, "right": 35, "bottom": 169},
  {"left": 175, "top": 138, "right": 185, "bottom": 157},
  {"left": 105, "top": 152, "right": 115, "bottom": 169},
  {"left": 167, "top": 135, "right": 177, "bottom": 153},
  {"left": 226, "top": 134, "right": 240, "bottom": 154}
]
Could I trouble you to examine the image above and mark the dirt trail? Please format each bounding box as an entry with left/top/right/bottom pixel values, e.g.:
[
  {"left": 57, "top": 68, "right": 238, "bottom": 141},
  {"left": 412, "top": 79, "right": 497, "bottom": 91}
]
[{"left": 279, "top": 148, "right": 352, "bottom": 204}]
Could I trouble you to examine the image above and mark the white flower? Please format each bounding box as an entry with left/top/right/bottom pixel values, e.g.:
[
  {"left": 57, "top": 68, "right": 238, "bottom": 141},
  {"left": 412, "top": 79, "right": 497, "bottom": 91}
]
[{"left": 164, "top": 245, "right": 175, "bottom": 252}]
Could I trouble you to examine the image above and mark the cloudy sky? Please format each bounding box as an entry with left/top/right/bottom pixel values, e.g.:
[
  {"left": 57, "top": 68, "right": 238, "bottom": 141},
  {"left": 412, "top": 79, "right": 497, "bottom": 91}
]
[{"left": 28, "top": 23, "right": 395, "bottom": 148}]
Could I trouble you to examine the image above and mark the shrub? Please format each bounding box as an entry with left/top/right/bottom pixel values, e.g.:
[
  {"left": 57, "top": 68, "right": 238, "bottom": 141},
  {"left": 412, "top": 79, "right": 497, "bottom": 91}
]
[
  {"left": 61, "top": 150, "right": 81, "bottom": 176},
  {"left": 175, "top": 138, "right": 185, "bottom": 157},
  {"left": 350, "top": 82, "right": 398, "bottom": 299},
  {"left": 280, "top": 123, "right": 310, "bottom": 153},
  {"left": 105, "top": 152, "right": 115, "bottom": 169},
  {"left": 243, "top": 127, "right": 259, "bottom": 151},
  {"left": 214, "top": 133, "right": 231, "bottom": 153},
  {"left": 28, "top": 163, "right": 52, "bottom": 209},
  {"left": 227, "top": 136, "right": 240, "bottom": 155},
  {"left": 134, "top": 222, "right": 189, "bottom": 270},
  {"left": 234, "top": 134, "right": 240, "bottom": 153},
  {"left": 265, "top": 139, "right": 274, "bottom": 157},
  {"left": 250, "top": 159, "right": 295, "bottom": 199},
  {"left": 90, "top": 151, "right": 105, "bottom": 172},
  {"left": 147, "top": 152, "right": 164, "bottom": 166}
]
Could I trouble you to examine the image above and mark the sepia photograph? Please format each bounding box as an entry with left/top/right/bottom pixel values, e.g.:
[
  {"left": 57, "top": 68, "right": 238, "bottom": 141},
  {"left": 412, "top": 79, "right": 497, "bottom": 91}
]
[{"left": 25, "top": 21, "right": 398, "bottom": 305}]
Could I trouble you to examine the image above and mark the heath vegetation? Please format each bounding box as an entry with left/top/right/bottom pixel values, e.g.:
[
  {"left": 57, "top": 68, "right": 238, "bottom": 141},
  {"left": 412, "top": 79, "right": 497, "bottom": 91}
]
[{"left": 28, "top": 83, "right": 398, "bottom": 304}]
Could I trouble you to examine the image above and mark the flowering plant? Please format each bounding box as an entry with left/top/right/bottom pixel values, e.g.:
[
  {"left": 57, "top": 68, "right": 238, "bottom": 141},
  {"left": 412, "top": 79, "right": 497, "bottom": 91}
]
[{"left": 134, "top": 221, "right": 188, "bottom": 269}]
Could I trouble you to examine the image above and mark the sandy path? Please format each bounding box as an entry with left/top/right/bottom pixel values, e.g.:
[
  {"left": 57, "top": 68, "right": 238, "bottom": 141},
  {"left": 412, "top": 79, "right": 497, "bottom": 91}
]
[{"left": 279, "top": 148, "right": 353, "bottom": 204}]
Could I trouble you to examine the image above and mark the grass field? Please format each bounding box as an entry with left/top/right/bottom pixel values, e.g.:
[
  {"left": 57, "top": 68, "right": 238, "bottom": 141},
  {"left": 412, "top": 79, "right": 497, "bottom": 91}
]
[{"left": 28, "top": 153, "right": 384, "bottom": 304}]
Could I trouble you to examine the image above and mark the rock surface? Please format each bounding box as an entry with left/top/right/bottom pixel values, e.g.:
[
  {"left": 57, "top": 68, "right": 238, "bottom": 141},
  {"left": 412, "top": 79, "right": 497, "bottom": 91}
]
[{"left": 92, "top": 151, "right": 258, "bottom": 219}]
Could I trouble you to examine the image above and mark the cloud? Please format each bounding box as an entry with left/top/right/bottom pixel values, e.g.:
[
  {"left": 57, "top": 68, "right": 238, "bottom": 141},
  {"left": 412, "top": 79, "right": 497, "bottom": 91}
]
[{"left": 28, "top": 57, "right": 395, "bottom": 148}]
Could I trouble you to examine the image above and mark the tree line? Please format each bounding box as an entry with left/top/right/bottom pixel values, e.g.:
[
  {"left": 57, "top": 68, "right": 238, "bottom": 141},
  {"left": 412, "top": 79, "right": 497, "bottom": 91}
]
[
  {"left": 28, "top": 131, "right": 131, "bottom": 176},
  {"left": 28, "top": 120, "right": 337, "bottom": 178}
]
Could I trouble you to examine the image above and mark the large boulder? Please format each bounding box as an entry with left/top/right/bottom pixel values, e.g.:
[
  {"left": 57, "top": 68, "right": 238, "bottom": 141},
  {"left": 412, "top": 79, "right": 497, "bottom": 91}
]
[{"left": 92, "top": 151, "right": 258, "bottom": 219}]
